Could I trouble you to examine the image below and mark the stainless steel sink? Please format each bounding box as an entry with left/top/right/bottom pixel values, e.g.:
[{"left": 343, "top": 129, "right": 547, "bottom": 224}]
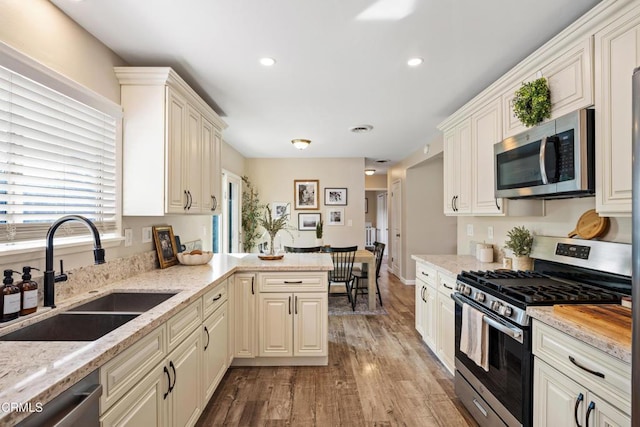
[
  {"left": 0, "top": 313, "right": 139, "bottom": 341},
  {"left": 67, "top": 292, "right": 177, "bottom": 313}
]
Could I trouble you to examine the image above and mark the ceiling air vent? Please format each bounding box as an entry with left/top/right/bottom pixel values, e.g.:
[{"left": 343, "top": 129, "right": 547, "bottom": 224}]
[
  {"left": 349, "top": 124, "right": 373, "bottom": 133},
  {"left": 375, "top": 159, "right": 389, "bottom": 164}
]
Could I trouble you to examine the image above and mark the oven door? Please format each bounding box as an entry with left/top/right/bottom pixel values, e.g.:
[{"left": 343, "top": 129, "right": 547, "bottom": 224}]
[{"left": 453, "top": 293, "right": 532, "bottom": 427}]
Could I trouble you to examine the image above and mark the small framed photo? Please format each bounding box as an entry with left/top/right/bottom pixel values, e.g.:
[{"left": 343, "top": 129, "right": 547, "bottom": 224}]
[
  {"left": 298, "top": 213, "right": 321, "bottom": 231},
  {"left": 365, "top": 197, "right": 369, "bottom": 213},
  {"left": 326, "top": 208, "right": 345, "bottom": 226},
  {"left": 272, "top": 202, "right": 290, "bottom": 221},
  {"left": 294, "top": 180, "right": 319, "bottom": 210},
  {"left": 153, "top": 225, "right": 178, "bottom": 269},
  {"left": 324, "top": 187, "right": 347, "bottom": 206}
]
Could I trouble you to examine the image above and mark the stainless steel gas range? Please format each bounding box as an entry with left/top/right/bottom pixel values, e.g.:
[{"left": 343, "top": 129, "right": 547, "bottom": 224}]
[{"left": 453, "top": 236, "right": 631, "bottom": 427}]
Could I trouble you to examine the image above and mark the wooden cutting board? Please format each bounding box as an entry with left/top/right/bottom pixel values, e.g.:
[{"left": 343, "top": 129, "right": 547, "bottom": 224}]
[
  {"left": 567, "top": 209, "right": 609, "bottom": 239},
  {"left": 553, "top": 304, "right": 631, "bottom": 344}
]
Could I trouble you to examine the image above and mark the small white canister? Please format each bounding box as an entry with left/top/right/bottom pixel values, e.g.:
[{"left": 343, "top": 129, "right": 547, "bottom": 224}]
[{"left": 476, "top": 243, "right": 494, "bottom": 263}]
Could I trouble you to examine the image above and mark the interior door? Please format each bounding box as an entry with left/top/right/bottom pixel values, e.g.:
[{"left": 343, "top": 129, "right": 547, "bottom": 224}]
[
  {"left": 391, "top": 180, "right": 402, "bottom": 277},
  {"left": 376, "top": 192, "right": 388, "bottom": 245}
]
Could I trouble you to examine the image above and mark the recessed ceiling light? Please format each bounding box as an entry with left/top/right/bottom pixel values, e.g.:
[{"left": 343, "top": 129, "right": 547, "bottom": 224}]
[
  {"left": 260, "top": 57, "right": 276, "bottom": 67},
  {"left": 365, "top": 169, "right": 376, "bottom": 176},
  {"left": 375, "top": 159, "right": 390, "bottom": 164},
  {"left": 349, "top": 124, "right": 373, "bottom": 133},
  {"left": 407, "top": 57, "right": 423, "bottom": 67}
]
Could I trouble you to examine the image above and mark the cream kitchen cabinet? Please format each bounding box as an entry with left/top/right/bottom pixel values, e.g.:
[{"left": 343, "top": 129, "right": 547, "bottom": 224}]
[
  {"left": 594, "top": 6, "right": 640, "bottom": 216},
  {"left": 502, "top": 37, "right": 594, "bottom": 139},
  {"left": 471, "top": 97, "right": 504, "bottom": 215},
  {"left": 258, "top": 292, "right": 327, "bottom": 357},
  {"left": 435, "top": 274, "right": 456, "bottom": 374},
  {"left": 233, "top": 273, "right": 257, "bottom": 359},
  {"left": 256, "top": 272, "right": 328, "bottom": 360},
  {"left": 415, "top": 262, "right": 437, "bottom": 350},
  {"left": 532, "top": 321, "right": 631, "bottom": 427},
  {"left": 443, "top": 117, "right": 472, "bottom": 215},
  {"left": 202, "top": 284, "right": 228, "bottom": 403},
  {"left": 115, "top": 67, "right": 226, "bottom": 216},
  {"left": 100, "top": 300, "right": 204, "bottom": 427}
]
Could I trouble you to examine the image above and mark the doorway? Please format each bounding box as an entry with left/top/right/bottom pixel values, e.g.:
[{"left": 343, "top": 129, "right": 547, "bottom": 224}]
[
  {"left": 215, "top": 170, "right": 242, "bottom": 253},
  {"left": 391, "top": 179, "right": 402, "bottom": 277}
]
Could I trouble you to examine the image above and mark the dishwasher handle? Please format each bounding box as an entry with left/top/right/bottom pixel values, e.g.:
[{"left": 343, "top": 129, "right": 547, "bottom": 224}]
[{"left": 54, "top": 383, "right": 102, "bottom": 427}]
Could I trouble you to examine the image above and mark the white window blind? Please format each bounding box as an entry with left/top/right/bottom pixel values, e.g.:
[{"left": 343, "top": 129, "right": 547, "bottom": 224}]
[{"left": 0, "top": 64, "right": 117, "bottom": 243}]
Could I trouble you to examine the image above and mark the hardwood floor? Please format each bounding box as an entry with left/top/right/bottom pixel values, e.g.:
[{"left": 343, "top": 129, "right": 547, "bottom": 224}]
[{"left": 197, "top": 265, "right": 477, "bottom": 426}]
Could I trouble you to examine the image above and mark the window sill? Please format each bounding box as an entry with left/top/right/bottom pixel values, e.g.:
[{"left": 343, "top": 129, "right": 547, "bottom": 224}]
[{"left": 0, "top": 234, "right": 124, "bottom": 261}]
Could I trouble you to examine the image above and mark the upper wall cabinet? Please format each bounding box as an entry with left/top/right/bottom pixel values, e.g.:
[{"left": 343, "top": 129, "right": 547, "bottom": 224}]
[
  {"left": 594, "top": 4, "right": 640, "bottom": 216},
  {"left": 115, "top": 67, "right": 227, "bottom": 216},
  {"left": 502, "top": 37, "right": 594, "bottom": 138},
  {"left": 443, "top": 118, "right": 472, "bottom": 215}
]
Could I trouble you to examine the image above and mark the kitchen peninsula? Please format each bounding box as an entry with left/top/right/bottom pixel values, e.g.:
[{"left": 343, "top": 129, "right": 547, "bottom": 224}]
[{"left": 0, "top": 253, "right": 333, "bottom": 426}]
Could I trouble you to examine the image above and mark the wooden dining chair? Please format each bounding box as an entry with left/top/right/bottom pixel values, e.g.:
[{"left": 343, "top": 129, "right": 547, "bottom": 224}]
[
  {"left": 352, "top": 242, "right": 385, "bottom": 309},
  {"left": 326, "top": 246, "right": 358, "bottom": 309},
  {"left": 284, "top": 246, "right": 322, "bottom": 253}
]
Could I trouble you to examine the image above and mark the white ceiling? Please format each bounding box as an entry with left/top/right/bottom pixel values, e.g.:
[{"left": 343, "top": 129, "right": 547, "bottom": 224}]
[{"left": 52, "top": 0, "right": 601, "bottom": 173}]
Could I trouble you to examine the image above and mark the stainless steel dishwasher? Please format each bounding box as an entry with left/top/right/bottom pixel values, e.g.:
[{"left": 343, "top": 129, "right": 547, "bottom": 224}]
[{"left": 16, "top": 370, "right": 101, "bottom": 427}]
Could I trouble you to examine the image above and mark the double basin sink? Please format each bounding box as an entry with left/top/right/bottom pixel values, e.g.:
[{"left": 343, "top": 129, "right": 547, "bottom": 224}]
[{"left": 0, "top": 292, "right": 177, "bottom": 342}]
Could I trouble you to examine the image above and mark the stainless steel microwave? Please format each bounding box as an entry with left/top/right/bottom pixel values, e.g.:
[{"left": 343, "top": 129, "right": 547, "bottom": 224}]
[{"left": 494, "top": 108, "right": 595, "bottom": 199}]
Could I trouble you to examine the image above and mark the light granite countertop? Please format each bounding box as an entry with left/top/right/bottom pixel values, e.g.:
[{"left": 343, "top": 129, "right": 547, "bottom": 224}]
[
  {"left": 527, "top": 306, "right": 631, "bottom": 364},
  {"left": 411, "top": 254, "right": 503, "bottom": 277},
  {"left": 0, "top": 253, "right": 333, "bottom": 426}
]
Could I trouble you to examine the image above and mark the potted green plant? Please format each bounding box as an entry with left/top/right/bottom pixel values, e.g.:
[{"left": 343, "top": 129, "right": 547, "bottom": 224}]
[
  {"left": 258, "top": 204, "right": 293, "bottom": 256},
  {"left": 241, "top": 176, "right": 264, "bottom": 252},
  {"left": 315, "top": 219, "right": 324, "bottom": 246},
  {"left": 504, "top": 225, "right": 534, "bottom": 270}
]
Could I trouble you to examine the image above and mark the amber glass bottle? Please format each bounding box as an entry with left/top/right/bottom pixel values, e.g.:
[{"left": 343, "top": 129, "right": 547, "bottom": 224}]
[
  {"left": 17, "top": 266, "right": 39, "bottom": 316},
  {"left": 1, "top": 270, "right": 21, "bottom": 322}
]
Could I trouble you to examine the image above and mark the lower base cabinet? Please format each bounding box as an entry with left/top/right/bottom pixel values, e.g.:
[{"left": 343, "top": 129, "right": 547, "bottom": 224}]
[
  {"left": 202, "top": 303, "right": 228, "bottom": 402},
  {"left": 101, "top": 328, "right": 202, "bottom": 427}
]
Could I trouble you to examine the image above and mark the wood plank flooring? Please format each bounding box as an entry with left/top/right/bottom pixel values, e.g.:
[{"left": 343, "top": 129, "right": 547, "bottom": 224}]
[{"left": 197, "top": 265, "right": 477, "bottom": 426}]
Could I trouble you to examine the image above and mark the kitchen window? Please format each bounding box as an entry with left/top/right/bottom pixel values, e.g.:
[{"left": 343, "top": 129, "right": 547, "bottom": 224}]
[{"left": 0, "top": 48, "right": 121, "bottom": 248}]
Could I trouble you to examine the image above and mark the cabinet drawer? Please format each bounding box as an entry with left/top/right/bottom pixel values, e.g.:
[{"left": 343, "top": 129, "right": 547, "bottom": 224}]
[
  {"left": 438, "top": 273, "right": 457, "bottom": 297},
  {"left": 532, "top": 321, "right": 631, "bottom": 414},
  {"left": 167, "top": 299, "right": 202, "bottom": 352},
  {"left": 100, "top": 325, "right": 166, "bottom": 413},
  {"left": 203, "top": 280, "right": 227, "bottom": 320},
  {"left": 258, "top": 272, "right": 326, "bottom": 292},
  {"left": 416, "top": 262, "right": 437, "bottom": 286}
]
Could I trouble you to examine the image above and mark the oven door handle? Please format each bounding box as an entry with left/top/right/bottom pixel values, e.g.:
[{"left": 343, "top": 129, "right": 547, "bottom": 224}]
[
  {"left": 452, "top": 293, "right": 524, "bottom": 344},
  {"left": 482, "top": 316, "right": 523, "bottom": 342}
]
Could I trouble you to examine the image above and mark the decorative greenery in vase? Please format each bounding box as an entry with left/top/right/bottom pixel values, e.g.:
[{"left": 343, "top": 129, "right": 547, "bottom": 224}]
[
  {"left": 241, "top": 176, "right": 264, "bottom": 252},
  {"left": 258, "top": 204, "right": 293, "bottom": 256},
  {"left": 512, "top": 77, "right": 552, "bottom": 127},
  {"left": 504, "top": 225, "right": 534, "bottom": 257}
]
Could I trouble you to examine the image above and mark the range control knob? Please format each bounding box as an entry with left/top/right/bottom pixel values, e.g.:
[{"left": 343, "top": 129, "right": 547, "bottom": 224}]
[
  {"left": 499, "top": 305, "right": 513, "bottom": 317},
  {"left": 456, "top": 283, "right": 463, "bottom": 292},
  {"left": 474, "top": 292, "right": 486, "bottom": 303},
  {"left": 463, "top": 286, "right": 472, "bottom": 296},
  {"left": 491, "top": 301, "right": 502, "bottom": 312}
]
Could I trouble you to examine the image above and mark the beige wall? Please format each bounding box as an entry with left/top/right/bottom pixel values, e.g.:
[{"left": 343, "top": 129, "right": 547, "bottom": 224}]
[
  {"left": 365, "top": 174, "right": 387, "bottom": 189},
  {"left": 222, "top": 139, "right": 246, "bottom": 177},
  {"left": 0, "top": 1, "right": 214, "bottom": 272},
  {"left": 365, "top": 191, "right": 378, "bottom": 226},
  {"left": 245, "top": 157, "right": 366, "bottom": 248}
]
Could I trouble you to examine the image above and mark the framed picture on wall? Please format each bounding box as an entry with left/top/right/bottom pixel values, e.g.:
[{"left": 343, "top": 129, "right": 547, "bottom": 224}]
[
  {"left": 365, "top": 197, "right": 368, "bottom": 213},
  {"left": 324, "top": 187, "right": 347, "bottom": 205},
  {"left": 294, "top": 180, "right": 319, "bottom": 210},
  {"left": 272, "top": 202, "right": 291, "bottom": 221},
  {"left": 326, "top": 208, "right": 344, "bottom": 226},
  {"left": 298, "top": 213, "right": 321, "bottom": 230},
  {"left": 152, "top": 225, "right": 178, "bottom": 269}
]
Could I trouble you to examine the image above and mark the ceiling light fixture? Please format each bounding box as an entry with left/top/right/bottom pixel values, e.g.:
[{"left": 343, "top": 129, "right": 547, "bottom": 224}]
[
  {"left": 260, "top": 57, "right": 276, "bottom": 66},
  {"left": 407, "top": 57, "right": 424, "bottom": 67},
  {"left": 291, "top": 139, "right": 311, "bottom": 150},
  {"left": 365, "top": 169, "right": 376, "bottom": 176},
  {"left": 349, "top": 124, "right": 373, "bottom": 133}
]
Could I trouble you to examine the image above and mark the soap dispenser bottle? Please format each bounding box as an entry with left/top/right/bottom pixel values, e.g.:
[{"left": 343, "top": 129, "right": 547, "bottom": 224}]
[
  {"left": 1, "top": 270, "right": 21, "bottom": 322},
  {"left": 17, "top": 266, "right": 39, "bottom": 316}
]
